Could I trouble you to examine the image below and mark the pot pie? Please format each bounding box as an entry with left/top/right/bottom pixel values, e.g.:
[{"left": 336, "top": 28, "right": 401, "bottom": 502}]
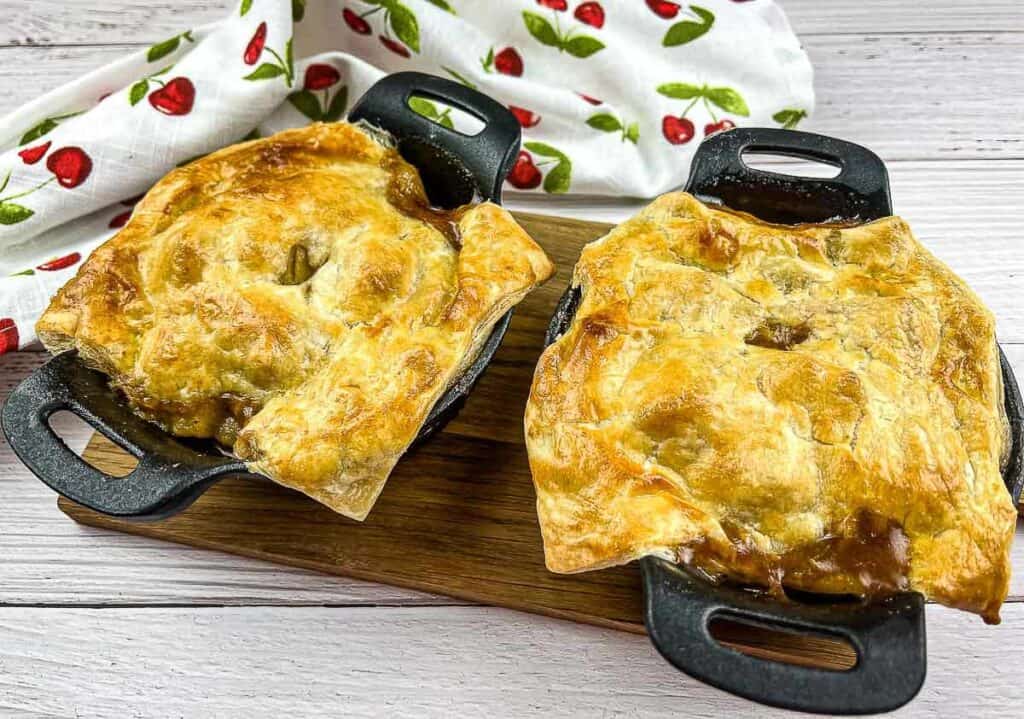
[
  {"left": 525, "top": 191, "right": 1016, "bottom": 623},
  {"left": 38, "top": 122, "right": 553, "bottom": 520}
]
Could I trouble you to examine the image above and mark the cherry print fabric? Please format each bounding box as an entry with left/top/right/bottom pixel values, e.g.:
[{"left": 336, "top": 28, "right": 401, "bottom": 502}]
[{"left": 0, "top": 0, "right": 812, "bottom": 353}]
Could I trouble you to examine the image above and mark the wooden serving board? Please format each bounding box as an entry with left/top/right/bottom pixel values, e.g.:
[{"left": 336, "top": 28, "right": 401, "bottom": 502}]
[{"left": 59, "top": 212, "right": 854, "bottom": 670}]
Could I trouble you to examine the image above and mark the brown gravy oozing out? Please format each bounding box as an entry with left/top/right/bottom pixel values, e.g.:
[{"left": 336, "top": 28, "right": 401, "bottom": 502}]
[
  {"left": 677, "top": 509, "right": 911, "bottom": 604},
  {"left": 382, "top": 151, "right": 467, "bottom": 248}
]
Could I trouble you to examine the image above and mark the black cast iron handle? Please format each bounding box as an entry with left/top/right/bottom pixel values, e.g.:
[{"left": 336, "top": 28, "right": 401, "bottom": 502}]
[
  {"left": 641, "top": 558, "right": 926, "bottom": 714},
  {"left": 999, "top": 347, "right": 1024, "bottom": 504},
  {"left": 685, "top": 127, "right": 893, "bottom": 225},
  {"left": 643, "top": 129, "right": 923, "bottom": 714},
  {"left": 348, "top": 71, "right": 522, "bottom": 206},
  {"left": 1, "top": 351, "right": 247, "bottom": 519}
]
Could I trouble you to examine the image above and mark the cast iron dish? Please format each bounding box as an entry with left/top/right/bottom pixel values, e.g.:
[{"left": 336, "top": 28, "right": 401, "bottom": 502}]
[
  {"left": 544, "top": 128, "right": 1024, "bottom": 715},
  {"left": 1, "top": 72, "right": 523, "bottom": 521}
]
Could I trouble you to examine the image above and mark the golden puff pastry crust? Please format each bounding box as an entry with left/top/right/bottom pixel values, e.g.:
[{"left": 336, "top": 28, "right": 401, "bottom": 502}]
[
  {"left": 38, "top": 122, "right": 553, "bottom": 520},
  {"left": 525, "top": 192, "right": 1015, "bottom": 622}
]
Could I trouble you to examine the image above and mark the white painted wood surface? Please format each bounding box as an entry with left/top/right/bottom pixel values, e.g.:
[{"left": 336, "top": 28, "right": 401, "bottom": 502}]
[
  {"left": 0, "top": 1, "right": 1022, "bottom": 716},
  {"left": 1, "top": 604, "right": 1021, "bottom": 719}
]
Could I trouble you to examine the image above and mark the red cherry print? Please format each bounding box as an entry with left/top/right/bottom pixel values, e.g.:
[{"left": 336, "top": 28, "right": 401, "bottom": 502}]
[
  {"left": 662, "top": 116, "right": 695, "bottom": 145},
  {"left": 646, "top": 0, "right": 681, "bottom": 19},
  {"left": 109, "top": 211, "right": 132, "bottom": 229},
  {"left": 704, "top": 119, "right": 736, "bottom": 136},
  {"left": 45, "top": 147, "right": 93, "bottom": 189},
  {"left": 578, "top": 92, "right": 602, "bottom": 105},
  {"left": 494, "top": 47, "right": 523, "bottom": 77},
  {"left": 243, "top": 22, "right": 267, "bottom": 65},
  {"left": 36, "top": 252, "right": 81, "bottom": 272},
  {"left": 148, "top": 77, "right": 196, "bottom": 116},
  {"left": 304, "top": 64, "right": 341, "bottom": 90},
  {"left": 343, "top": 8, "right": 372, "bottom": 35},
  {"left": 574, "top": 2, "right": 605, "bottom": 28},
  {"left": 509, "top": 106, "right": 541, "bottom": 128},
  {"left": 0, "top": 318, "right": 19, "bottom": 355},
  {"left": 18, "top": 141, "right": 51, "bottom": 165},
  {"left": 379, "top": 35, "right": 411, "bottom": 57},
  {"left": 507, "top": 151, "right": 542, "bottom": 190},
  {"left": 537, "top": 0, "right": 568, "bottom": 10}
]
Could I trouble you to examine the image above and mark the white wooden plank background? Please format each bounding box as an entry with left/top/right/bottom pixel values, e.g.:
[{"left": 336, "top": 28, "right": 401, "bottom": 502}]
[
  {"left": 1, "top": 605, "right": 1020, "bottom": 719},
  {"left": 0, "top": 1, "right": 1022, "bottom": 717}
]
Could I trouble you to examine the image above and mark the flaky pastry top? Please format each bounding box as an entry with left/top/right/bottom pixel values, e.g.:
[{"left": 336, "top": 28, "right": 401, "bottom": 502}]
[
  {"left": 38, "top": 122, "right": 553, "bottom": 520},
  {"left": 525, "top": 192, "right": 1015, "bottom": 622}
]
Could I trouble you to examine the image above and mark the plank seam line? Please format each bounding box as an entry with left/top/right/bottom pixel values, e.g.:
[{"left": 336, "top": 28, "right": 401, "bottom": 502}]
[
  {"left": 0, "top": 601, "right": 477, "bottom": 609},
  {"left": 2, "top": 27, "right": 1024, "bottom": 51},
  {"left": 1, "top": 597, "right": 1021, "bottom": 609}
]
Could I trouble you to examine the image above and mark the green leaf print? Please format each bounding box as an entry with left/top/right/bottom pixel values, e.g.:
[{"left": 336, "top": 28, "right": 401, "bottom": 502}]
[
  {"left": 17, "top": 111, "right": 80, "bottom": 146},
  {"left": 146, "top": 31, "right": 193, "bottom": 63},
  {"left": 0, "top": 202, "right": 34, "bottom": 225},
  {"left": 409, "top": 97, "right": 454, "bottom": 129},
  {"left": 240, "top": 0, "right": 253, "bottom": 16},
  {"left": 543, "top": 159, "right": 572, "bottom": 194},
  {"left": 325, "top": 86, "right": 349, "bottom": 121},
  {"left": 243, "top": 35, "right": 294, "bottom": 88},
  {"left": 563, "top": 36, "right": 604, "bottom": 58},
  {"left": 658, "top": 83, "right": 750, "bottom": 118},
  {"left": 147, "top": 36, "right": 180, "bottom": 62},
  {"left": 523, "top": 10, "right": 604, "bottom": 58},
  {"left": 773, "top": 108, "right": 808, "bottom": 129},
  {"left": 586, "top": 113, "right": 621, "bottom": 132},
  {"left": 292, "top": 0, "right": 306, "bottom": 22},
  {"left": 20, "top": 118, "right": 58, "bottom": 145},
  {"left": 244, "top": 63, "right": 285, "bottom": 81},
  {"left": 389, "top": 3, "right": 420, "bottom": 53},
  {"left": 129, "top": 80, "right": 149, "bottom": 106},
  {"left": 662, "top": 6, "right": 715, "bottom": 47},
  {"left": 480, "top": 47, "right": 495, "bottom": 72},
  {"left": 523, "top": 142, "right": 572, "bottom": 194},
  {"left": 522, "top": 12, "right": 560, "bottom": 47},
  {"left": 288, "top": 90, "right": 322, "bottom": 120},
  {"left": 586, "top": 113, "right": 639, "bottom": 143},
  {"left": 523, "top": 141, "right": 565, "bottom": 160},
  {"left": 704, "top": 86, "right": 749, "bottom": 116},
  {"left": 657, "top": 82, "right": 703, "bottom": 100},
  {"left": 442, "top": 66, "right": 476, "bottom": 89}
]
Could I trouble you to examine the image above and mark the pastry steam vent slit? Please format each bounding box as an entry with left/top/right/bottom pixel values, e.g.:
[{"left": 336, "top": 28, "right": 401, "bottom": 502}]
[
  {"left": 744, "top": 319, "right": 812, "bottom": 351},
  {"left": 35, "top": 122, "right": 554, "bottom": 521},
  {"left": 279, "top": 243, "right": 319, "bottom": 285}
]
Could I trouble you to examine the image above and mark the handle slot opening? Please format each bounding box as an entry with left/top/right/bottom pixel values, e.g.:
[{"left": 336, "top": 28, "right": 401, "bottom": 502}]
[
  {"left": 740, "top": 148, "right": 842, "bottom": 179},
  {"left": 407, "top": 94, "right": 486, "bottom": 136},
  {"left": 46, "top": 410, "right": 138, "bottom": 478},
  {"left": 709, "top": 613, "right": 858, "bottom": 671}
]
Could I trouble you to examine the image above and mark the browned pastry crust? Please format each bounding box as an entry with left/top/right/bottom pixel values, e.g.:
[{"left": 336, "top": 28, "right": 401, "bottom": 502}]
[
  {"left": 38, "top": 122, "right": 553, "bottom": 520},
  {"left": 525, "top": 192, "right": 1015, "bottom": 622}
]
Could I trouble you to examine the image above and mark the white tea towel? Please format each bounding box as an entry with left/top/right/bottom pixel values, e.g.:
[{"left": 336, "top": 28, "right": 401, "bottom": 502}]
[{"left": 0, "top": 0, "right": 813, "bottom": 353}]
